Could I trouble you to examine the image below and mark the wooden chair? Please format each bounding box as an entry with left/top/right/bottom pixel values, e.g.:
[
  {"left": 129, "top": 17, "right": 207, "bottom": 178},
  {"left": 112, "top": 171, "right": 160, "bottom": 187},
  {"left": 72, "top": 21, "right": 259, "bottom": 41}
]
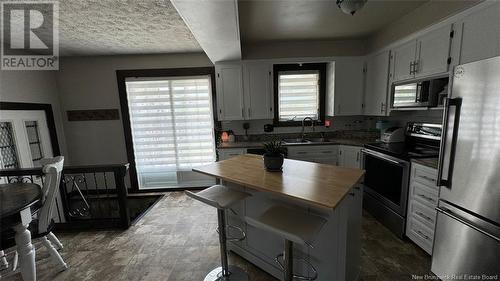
[{"left": 0, "top": 156, "right": 68, "bottom": 276}]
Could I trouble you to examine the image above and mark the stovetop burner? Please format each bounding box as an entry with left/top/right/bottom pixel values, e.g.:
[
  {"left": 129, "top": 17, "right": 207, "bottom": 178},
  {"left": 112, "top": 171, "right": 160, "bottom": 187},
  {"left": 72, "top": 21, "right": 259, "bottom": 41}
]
[{"left": 364, "top": 142, "right": 439, "bottom": 160}]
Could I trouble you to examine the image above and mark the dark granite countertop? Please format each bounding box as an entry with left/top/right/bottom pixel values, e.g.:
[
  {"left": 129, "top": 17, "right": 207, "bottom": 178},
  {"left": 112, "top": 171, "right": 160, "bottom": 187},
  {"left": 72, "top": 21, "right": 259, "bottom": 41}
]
[
  {"left": 217, "top": 138, "right": 373, "bottom": 149},
  {"left": 411, "top": 157, "right": 439, "bottom": 169}
]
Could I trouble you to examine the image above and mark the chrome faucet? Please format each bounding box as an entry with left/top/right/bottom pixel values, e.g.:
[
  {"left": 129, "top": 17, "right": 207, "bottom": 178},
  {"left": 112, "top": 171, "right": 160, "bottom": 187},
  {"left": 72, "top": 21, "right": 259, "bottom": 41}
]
[{"left": 301, "top": 117, "right": 315, "bottom": 141}]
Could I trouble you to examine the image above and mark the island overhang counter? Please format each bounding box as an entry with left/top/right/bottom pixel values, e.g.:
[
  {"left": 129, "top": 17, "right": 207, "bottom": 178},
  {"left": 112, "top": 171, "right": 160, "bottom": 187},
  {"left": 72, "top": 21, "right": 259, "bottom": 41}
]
[{"left": 193, "top": 154, "right": 365, "bottom": 281}]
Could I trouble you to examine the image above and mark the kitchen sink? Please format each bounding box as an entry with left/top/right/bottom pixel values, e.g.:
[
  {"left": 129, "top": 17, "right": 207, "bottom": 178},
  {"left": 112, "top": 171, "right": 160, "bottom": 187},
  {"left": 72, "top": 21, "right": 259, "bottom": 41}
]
[{"left": 282, "top": 138, "right": 311, "bottom": 144}]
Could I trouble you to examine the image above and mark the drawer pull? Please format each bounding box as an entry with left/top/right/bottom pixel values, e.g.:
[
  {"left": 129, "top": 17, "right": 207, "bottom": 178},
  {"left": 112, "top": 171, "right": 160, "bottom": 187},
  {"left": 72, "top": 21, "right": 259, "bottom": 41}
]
[
  {"left": 418, "top": 194, "right": 435, "bottom": 203},
  {"left": 416, "top": 230, "right": 430, "bottom": 240},
  {"left": 416, "top": 211, "right": 432, "bottom": 221},
  {"left": 419, "top": 175, "right": 436, "bottom": 182}
]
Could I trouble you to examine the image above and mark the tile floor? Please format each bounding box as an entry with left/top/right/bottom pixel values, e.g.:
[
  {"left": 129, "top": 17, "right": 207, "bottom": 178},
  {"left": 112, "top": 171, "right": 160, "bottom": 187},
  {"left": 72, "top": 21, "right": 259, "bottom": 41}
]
[{"left": 4, "top": 192, "right": 431, "bottom": 281}]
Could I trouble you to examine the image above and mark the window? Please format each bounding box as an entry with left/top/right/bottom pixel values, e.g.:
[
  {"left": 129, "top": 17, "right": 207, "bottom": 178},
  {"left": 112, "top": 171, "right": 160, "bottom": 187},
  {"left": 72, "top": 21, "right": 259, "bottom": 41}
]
[
  {"left": 273, "top": 63, "right": 326, "bottom": 126},
  {"left": 125, "top": 75, "right": 216, "bottom": 190}
]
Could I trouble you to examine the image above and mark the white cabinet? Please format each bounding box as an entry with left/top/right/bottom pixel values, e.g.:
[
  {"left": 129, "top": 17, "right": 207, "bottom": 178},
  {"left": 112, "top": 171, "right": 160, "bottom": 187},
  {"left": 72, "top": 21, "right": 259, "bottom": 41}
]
[
  {"left": 216, "top": 64, "right": 244, "bottom": 121},
  {"left": 216, "top": 62, "right": 273, "bottom": 121},
  {"left": 217, "top": 148, "right": 246, "bottom": 161},
  {"left": 328, "top": 58, "right": 365, "bottom": 116},
  {"left": 391, "top": 24, "right": 453, "bottom": 83},
  {"left": 364, "top": 51, "right": 390, "bottom": 116},
  {"left": 243, "top": 62, "right": 273, "bottom": 119},
  {"left": 287, "top": 145, "right": 338, "bottom": 165},
  {"left": 346, "top": 185, "right": 363, "bottom": 281},
  {"left": 392, "top": 40, "right": 418, "bottom": 82},
  {"left": 406, "top": 162, "right": 438, "bottom": 254},
  {"left": 458, "top": 2, "right": 500, "bottom": 64},
  {"left": 338, "top": 145, "right": 362, "bottom": 169},
  {"left": 416, "top": 24, "right": 453, "bottom": 77}
]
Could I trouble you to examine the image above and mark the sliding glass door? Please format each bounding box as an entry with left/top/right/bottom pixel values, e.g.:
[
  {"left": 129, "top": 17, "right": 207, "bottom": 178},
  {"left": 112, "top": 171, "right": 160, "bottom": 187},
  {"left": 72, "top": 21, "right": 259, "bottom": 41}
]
[{"left": 125, "top": 75, "right": 216, "bottom": 190}]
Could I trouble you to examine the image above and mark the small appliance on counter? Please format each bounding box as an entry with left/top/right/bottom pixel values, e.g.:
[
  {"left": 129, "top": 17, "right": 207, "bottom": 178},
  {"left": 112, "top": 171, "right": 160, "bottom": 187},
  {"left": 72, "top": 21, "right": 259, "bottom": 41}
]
[{"left": 380, "top": 127, "right": 405, "bottom": 143}]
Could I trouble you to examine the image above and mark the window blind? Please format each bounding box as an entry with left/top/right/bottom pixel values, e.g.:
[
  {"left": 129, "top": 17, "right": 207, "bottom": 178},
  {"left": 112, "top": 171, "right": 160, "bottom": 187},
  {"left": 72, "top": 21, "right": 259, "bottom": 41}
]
[
  {"left": 125, "top": 76, "right": 216, "bottom": 189},
  {"left": 278, "top": 71, "right": 320, "bottom": 121}
]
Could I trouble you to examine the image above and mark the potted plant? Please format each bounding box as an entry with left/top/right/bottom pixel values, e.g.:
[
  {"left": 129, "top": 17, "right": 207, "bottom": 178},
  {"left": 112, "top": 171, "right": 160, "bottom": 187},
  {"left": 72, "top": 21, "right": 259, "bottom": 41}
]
[{"left": 263, "top": 139, "right": 285, "bottom": 171}]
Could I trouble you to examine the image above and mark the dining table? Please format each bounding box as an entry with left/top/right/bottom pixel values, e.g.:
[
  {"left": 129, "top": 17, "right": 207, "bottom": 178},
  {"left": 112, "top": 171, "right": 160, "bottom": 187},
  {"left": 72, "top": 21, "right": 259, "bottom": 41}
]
[{"left": 0, "top": 183, "right": 42, "bottom": 281}]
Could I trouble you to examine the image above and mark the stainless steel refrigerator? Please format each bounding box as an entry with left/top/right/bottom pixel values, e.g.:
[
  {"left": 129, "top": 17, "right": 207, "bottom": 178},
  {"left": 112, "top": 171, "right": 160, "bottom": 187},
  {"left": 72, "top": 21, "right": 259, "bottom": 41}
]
[{"left": 432, "top": 56, "right": 500, "bottom": 278}]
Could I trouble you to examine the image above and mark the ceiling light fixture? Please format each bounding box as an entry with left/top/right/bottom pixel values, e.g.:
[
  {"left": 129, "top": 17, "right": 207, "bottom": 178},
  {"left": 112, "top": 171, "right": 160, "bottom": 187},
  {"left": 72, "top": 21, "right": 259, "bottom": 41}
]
[{"left": 336, "top": 0, "right": 367, "bottom": 15}]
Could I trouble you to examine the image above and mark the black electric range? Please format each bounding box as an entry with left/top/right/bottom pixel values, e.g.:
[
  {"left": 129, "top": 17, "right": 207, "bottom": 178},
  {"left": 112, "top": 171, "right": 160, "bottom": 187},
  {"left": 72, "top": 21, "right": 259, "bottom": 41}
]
[{"left": 361, "top": 122, "right": 442, "bottom": 238}]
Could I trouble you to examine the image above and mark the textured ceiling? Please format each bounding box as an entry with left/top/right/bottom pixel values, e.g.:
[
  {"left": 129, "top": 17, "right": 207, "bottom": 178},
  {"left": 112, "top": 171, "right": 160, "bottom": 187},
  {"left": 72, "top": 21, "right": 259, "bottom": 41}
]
[
  {"left": 57, "top": 0, "right": 202, "bottom": 56},
  {"left": 238, "top": 0, "right": 429, "bottom": 43}
]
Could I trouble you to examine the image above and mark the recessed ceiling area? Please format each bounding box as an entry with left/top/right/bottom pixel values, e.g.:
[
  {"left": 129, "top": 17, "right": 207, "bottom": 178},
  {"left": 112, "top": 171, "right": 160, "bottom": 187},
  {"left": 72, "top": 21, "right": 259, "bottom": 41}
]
[
  {"left": 238, "top": 0, "right": 429, "bottom": 43},
  {"left": 58, "top": 0, "right": 202, "bottom": 56}
]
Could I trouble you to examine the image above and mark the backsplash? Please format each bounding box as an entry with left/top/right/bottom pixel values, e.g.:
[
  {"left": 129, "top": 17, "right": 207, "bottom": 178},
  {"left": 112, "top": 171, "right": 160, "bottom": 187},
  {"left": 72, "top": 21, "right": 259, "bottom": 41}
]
[{"left": 220, "top": 116, "right": 378, "bottom": 135}]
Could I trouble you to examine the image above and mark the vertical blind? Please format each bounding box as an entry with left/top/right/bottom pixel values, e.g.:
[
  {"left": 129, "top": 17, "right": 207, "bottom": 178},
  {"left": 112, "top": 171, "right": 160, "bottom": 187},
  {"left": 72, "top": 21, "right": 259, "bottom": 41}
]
[
  {"left": 278, "top": 70, "right": 320, "bottom": 121},
  {"left": 125, "top": 76, "right": 216, "bottom": 189}
]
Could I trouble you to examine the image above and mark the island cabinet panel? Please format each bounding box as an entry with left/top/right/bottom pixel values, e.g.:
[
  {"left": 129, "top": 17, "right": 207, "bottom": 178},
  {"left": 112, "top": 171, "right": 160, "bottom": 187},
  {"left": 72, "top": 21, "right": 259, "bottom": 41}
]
[{"left": 224, "top": 181, "right": 361, "bottom": 281}]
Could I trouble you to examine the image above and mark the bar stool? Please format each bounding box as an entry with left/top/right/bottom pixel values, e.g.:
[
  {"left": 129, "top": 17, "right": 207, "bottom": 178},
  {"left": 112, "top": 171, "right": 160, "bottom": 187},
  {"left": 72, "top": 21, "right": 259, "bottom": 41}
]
[
  {"left": 245, "top": 205, "right": 326, "bottom": 281},
  {"left": 186, "top": 185, "right": 251, "bottom": 281}
]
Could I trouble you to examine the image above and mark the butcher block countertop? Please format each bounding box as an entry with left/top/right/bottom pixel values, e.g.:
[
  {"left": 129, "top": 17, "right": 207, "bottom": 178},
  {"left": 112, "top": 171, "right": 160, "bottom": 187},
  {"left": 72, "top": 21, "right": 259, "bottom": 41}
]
[{"left": 193, "top": 154, "right": 365, "bottom": 209}]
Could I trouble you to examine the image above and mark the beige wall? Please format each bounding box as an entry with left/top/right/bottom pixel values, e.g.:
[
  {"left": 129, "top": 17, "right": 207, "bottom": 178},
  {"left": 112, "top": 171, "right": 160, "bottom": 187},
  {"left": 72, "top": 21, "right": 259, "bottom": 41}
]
[
  {"left": 242, "top": 39, "right": 367, "bottom": 59},
  {"left": 57, "top": 53, "right": 213, "bottom": 165},
  {"left": 368, "top": 0, "right": 482, "bottom": 52},
  {"left": 0, "top": 70, "right": 68, "bottom": 158}
]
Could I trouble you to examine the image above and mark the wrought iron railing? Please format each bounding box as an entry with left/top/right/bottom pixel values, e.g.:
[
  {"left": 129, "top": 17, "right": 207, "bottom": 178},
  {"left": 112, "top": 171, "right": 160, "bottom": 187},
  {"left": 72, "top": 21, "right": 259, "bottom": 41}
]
[{"left": 0, "top": 163, "right": 131, "bottom": 229}]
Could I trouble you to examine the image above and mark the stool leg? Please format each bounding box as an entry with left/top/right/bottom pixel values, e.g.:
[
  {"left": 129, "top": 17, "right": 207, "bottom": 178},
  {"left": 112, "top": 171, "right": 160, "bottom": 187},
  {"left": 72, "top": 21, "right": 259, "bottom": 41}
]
[
  {"left": 217, "top": 208, "right": 230, "bottom": 277},
  {"left": 283, "top": 239, "right": 294, "bottom": 281}
]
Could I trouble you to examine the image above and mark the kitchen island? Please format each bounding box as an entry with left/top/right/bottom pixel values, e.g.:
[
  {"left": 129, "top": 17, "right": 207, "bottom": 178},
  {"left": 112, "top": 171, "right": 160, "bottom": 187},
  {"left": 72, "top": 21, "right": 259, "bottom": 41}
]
[{"left": 193, "top": 154, "right": 365, "bottom": 281}]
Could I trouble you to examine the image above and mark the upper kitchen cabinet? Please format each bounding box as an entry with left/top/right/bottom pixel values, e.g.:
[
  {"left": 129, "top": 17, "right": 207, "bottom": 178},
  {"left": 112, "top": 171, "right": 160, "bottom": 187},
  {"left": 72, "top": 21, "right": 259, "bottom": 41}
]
[
  {"left": 364, "top": 51, "right": 390, "bottom": 116},
  {"left": 216, "top": 63, "right": 245, "bottom": 121},
  {"left": 327, "top": 58, "right": 365, "bottom": 116},
  {"left": 416, "top": 24, "right": 454, "bottom": 78},
  {"left": 216, "top": 62, "right": 273, "bottom": 121},
  {"left": 391, "top": 24, "right": 453, "bottom": 83},
  {"left": 243, "top": 62, "right": 273, "bottom": 119},
  {"left": 392, "top": 40, "right": 417, "bottom": 82},
  {"left": 458, "top": 2, "right": 500, "bottom": 64}
]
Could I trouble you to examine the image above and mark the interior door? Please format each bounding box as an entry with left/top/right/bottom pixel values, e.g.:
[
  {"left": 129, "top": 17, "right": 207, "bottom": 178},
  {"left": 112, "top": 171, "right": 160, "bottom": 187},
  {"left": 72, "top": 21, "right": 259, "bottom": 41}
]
[{"left": 0, "top": 110, "right": 64, "bottom": 222}]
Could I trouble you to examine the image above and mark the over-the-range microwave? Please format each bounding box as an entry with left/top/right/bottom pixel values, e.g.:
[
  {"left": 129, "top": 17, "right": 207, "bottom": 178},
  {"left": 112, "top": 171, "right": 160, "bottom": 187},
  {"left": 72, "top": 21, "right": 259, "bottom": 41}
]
[{"left": 391, "top": 77, "right": 449, "bottom": 108}]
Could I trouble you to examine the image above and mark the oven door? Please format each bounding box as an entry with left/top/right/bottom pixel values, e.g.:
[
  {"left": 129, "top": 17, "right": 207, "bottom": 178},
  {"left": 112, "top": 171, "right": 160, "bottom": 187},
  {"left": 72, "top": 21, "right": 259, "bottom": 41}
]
[{"left": 361, "top": 149, "right": 410, "bottom": 216}]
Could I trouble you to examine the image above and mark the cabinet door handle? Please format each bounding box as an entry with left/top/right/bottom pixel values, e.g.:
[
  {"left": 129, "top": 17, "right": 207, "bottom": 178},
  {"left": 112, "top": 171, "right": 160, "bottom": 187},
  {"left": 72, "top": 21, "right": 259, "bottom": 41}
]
[
  {"left": 410, "top": 61, "right": 414, "bottom": 75},
  {"left": 418, "top": 174, "right": 436, "bottom": 183},
  {"left": 416, "top": 230, "right": 430, "bottom": 240},
  {"left": 241, "top": 108, "right": 244, "bottom": 118},
  {"left": 380, "top": 102, "right": 384, "bottom": 113},
  {"left": 356, "top": 151, "right": 360, "bottom": 162},
  {"left": 418, "top": 194, "right": 435, "bottom": 203},
  {"left": 416, "top": 211, "right": 432, "bottom": 221}
]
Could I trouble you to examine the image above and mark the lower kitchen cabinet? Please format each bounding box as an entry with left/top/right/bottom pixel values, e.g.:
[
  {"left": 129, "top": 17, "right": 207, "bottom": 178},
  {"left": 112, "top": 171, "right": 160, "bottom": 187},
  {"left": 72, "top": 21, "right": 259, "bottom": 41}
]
[
  {"left": 217, "top": 148, "right": 246, "bottom": 161},
  {"left": 287, "top": 145, "right": 338, "bottom": 165},
  {"left": 406, "top": 162, "right": 439, "bottom": 254},
  {"left": 338, "top": 145, "right": 362, "bottom": 169}
]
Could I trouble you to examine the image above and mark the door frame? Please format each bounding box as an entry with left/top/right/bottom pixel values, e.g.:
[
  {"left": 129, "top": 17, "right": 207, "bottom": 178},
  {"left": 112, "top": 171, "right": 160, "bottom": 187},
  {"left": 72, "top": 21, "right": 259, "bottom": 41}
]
[
  {"left": 116, "top": 67, "right": 217, "bottom": 192},
  {"left": 0, "top": 102, "right": 61, "bottom": 156}
]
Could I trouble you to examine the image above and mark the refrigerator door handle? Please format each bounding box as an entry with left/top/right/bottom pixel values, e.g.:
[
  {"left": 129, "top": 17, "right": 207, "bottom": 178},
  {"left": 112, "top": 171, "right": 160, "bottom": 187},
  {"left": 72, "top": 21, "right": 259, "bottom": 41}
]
[
  {"left": 437, "top": 97, "right": 462, "bottom": 187},
  {"left": 436, "top": 206, "right": 500, "bottom": 242}
]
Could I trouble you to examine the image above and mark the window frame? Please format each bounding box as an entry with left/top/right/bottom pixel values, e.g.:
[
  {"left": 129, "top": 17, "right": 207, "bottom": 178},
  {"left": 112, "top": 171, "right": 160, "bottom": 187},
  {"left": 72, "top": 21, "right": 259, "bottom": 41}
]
[
  {"left": 116, "top": 67, "right": 217, "bottom": 192},
  {"left": 273, "top": 63, "right": 326, "bottom": 127}
]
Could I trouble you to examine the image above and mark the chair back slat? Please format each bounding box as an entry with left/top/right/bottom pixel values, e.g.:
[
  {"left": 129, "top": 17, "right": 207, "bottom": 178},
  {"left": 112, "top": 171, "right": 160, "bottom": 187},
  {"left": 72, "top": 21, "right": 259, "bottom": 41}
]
[{"left": 38, "top": 156, "right": 64, "bottom": 234}]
